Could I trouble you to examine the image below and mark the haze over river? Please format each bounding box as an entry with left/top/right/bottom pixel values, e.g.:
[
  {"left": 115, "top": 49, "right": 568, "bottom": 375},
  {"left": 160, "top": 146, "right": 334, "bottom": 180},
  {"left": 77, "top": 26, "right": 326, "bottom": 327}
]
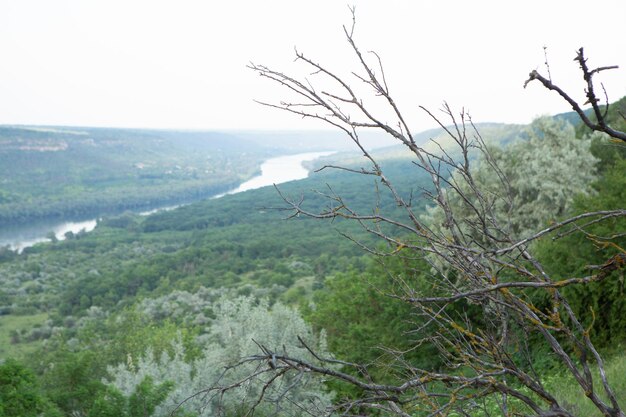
[{"left": 0, "top": 151, "right": 334, "bottom": 252}]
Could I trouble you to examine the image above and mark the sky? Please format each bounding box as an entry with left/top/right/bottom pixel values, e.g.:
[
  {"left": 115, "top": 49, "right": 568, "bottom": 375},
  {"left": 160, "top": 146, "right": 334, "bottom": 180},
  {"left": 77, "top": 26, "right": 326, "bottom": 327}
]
[{"left": 0, "top": 0, "right": 625, "bottom": 132}]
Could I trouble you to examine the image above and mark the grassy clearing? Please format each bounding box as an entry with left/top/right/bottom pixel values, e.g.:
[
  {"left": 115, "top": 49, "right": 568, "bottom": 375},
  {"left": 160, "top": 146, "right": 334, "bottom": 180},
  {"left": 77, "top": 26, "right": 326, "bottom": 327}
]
[
  {"left": 434, "top": 349, "right": 626, "bottom": 417},
  {"left": 0, "top": 313, "right": 48, "bottom": 359},
  {"left": 544, "top": 346, "right": 626, "bottom": 416}
]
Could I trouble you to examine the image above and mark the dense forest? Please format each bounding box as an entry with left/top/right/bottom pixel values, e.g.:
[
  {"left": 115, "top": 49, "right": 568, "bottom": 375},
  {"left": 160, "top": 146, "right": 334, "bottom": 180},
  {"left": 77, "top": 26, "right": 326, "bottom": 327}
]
[{"left": 0, "top": 90, "right": 625, "bottom": 416}]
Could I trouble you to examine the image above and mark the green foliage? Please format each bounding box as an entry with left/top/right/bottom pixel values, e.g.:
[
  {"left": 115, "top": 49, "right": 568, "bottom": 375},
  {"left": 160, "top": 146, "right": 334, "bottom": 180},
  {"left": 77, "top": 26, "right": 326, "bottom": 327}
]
[
  {"left": 310, "top": 258, "right": 435, "bottom": 367},
  {"left": 87, "top": 386, "right": 128, "bottom": 417},
  {"left": 0, "top": 359, "right": 62, "bottom": 417},
  {"left": 40, "top": 350, "right": 109, "bottom": 415},
  {"left": 307, "top": 260, "right": 427, "bottom": 400},
  {"left": 308, "top": 252, "right": 487, "bottom": 406},
  {"left": 589, "top": 132, "right": 626, "bottom": 171},
  {"left": 575, "top": 95, "right": 626, "bottom": 139},
  {"left": 535, "top": 158, "right": 626, "bottom": 346},
  {"left": 423, "top": 116, "right": 598, "bottom": 244},
  {"left": 541, "top": 347, "right": 626, "bottom": 416},
  {"left": 578, "top": 95, "right": 626, "bottom": 171},
  {"left": 26, "top": 305, "right": 198, "bottom": 416},
  {"left": 85, "top": 377, "right": 173, "bottom": 417},
  {"left": 127, "top": 377, "right": 174, "bottom": 417},
  {"left": 0, "top": 158, "right": 428, "bottom": 323},
  {"left": 0, "top": 313, "right": 48, "bottom": 358},
  {"left": 106, "top": 296, "right": 333, "bottom": 416}
]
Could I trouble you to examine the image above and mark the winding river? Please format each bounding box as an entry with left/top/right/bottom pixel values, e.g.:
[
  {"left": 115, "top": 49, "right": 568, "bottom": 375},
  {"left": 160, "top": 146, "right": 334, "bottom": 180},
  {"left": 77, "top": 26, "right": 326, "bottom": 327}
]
[{"left": 0, "top": 151, "right": 335, "bottom": 252}]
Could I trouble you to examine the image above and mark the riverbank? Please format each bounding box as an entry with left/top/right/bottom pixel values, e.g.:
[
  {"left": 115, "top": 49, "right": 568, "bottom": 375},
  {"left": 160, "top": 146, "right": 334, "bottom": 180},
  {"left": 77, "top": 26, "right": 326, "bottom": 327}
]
[{"left": 0, "top": 151, "right": 334, "bottom": 252}]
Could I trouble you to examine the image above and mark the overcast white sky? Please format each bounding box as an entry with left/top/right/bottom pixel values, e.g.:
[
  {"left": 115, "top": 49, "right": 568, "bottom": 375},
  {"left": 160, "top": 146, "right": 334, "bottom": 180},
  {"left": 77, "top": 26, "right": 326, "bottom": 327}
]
[{"left": 0, "top": 0, "right": 624, "bottom": 132}]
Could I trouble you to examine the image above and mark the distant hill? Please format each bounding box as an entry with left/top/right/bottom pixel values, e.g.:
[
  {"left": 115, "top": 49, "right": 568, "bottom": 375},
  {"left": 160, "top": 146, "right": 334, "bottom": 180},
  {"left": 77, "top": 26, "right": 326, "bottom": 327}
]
[
  {"left": 553, "top": 95, "right": 626, "bottom": 137},
  {"left": 308, "top": 122, "right": 527, "bottom": 170},
  {"left": 0, "top": 126, "right": 274, "bottom": 226},
  {"left": 553, "top": 109, "right": 589, "bottom": 126}
]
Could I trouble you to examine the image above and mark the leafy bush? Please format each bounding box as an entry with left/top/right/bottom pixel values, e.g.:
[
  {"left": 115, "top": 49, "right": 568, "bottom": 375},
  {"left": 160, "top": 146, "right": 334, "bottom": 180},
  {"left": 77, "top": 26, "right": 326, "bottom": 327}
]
[{"left": 106, "top": 296, "right": 333, "bottom": 416}]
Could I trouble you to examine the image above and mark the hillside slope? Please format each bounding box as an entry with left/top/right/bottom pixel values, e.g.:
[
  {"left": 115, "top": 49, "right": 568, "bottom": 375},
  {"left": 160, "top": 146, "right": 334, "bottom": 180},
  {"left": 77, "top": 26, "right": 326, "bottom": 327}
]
[{"left": 0, "top": 126, "right": 272, "bottom": 225}]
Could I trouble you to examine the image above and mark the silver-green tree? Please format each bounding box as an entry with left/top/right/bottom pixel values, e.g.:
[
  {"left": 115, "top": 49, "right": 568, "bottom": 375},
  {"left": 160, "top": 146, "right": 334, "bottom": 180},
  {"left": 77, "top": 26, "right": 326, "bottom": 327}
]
[
  {"left": 422, "top": 116, "right": 599, "bottom": 248},
  {"left": 105, "top": 296, "right": 333, "bottom": 416}
]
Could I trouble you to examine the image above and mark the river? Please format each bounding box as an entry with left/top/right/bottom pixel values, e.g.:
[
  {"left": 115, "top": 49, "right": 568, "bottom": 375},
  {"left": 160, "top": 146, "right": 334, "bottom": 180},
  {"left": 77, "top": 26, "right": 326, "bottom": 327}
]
[{"left": 0, "top": 151, "right": 335, "bottom": 253}]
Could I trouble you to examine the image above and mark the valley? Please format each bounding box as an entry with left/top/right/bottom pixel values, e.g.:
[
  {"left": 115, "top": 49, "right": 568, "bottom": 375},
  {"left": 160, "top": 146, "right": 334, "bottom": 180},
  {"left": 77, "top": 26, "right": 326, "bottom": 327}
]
[
  {"left": 0, "top": 150, "right": 335, "bottom": 252},
  {"left": 1, "top": 1, "right": 625, "bottom": 414}
]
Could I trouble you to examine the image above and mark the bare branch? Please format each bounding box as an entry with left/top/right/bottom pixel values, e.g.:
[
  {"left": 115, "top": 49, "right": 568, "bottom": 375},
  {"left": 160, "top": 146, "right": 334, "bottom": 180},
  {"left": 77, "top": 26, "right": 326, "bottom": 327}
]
[
  {"left": 525, "top": 47, "right": 626, "bottom": 142},
  {"left": 210, "top": 15, "right": 626, "bottom": 417}
]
